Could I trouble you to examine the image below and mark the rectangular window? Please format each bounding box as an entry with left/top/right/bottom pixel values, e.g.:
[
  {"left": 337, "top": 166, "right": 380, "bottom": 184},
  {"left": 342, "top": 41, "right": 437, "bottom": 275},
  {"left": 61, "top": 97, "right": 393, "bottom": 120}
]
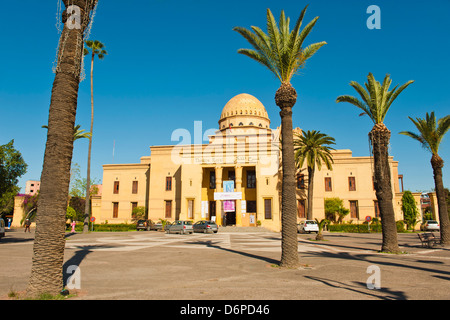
[
  {"left": 188, "top": 199, "right": 194, "bottom": 219},
  {"left": 348, "top": 176, "right": 356, "bottom": 191},
  {"left": 374, "top": 200, "right": 380, "bottom": 218},
  {"left": 165, "top": 200, "right": 172, "bottom": 218},
  {"left": 297, "top": 200, "right": 306, "bottom": 218},
  {"left": 325, "top": 177, "right": 332, "bottom": 192},
  {"left": 297, "top": 174, "right": 305, "bottom": 189},
  {"left": 264, "top": 198, "right": 272, "bottom": 220},
  {"left": 350, "top": 200, "right": 359, "bottom": 219},
  {"left": 166, "top": 177, "right": 172, "bottom": 191},
  {"left": 132, "top": 181, "right": 138, "bottom": 194},
  {"left": 131, "top": 202, "right": 138, "bottom": 217},
  {"left": 113, "top": 202, "right": 119, "bottom": 218},
  {"left": 113, "top": 181, "right": 119, "bottom": 194},
  {"left": 247, "top": 170, "right": 256, "bottom": 188},
  {"left": 210, "top": 171, "right": 216, "bottom": 189}
]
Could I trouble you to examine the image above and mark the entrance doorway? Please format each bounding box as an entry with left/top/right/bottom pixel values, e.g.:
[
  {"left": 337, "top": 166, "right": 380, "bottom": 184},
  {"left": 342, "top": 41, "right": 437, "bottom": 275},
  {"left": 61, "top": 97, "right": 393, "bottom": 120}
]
[
  {"left": 224, "top": 211, "right": 236, "bottom": 226},
  {"left": 209, "top": 201, "right": 216, "bottom": 220}
]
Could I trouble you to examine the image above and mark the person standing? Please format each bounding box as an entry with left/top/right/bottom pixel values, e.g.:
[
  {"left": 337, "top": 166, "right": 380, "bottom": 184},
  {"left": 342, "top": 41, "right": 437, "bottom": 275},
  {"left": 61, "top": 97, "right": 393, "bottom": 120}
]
[{"left": 24, "top": 219, "right": 31, "bottom": 233}]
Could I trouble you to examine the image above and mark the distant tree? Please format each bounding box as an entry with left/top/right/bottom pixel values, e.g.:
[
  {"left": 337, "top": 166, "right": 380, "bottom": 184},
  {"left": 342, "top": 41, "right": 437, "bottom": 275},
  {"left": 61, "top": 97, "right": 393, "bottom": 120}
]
[
  {"left": 68, "top": 196, "right": 86, "bottom": 221},
  {"left": 401, "top": 191, "right": 419, "bottom": 230},
  {"left": 294, "top": 130, "right": 335, "bottom": 220},
  {"left": 336, "top": 73, "right": 414, "bottom": 253},
  {"left": 400, "top": 112, "right": 450, "bottom": 244},
  {"left": 131, "top": 206, "right": 146, "bottom": 222},
  {"left": 0, "top": 140, "right": 27, "bottom": 216},
  {"left": 324, "top": 197, "right": 349, "bottom": 224},
  {"left": 66, "top": 206, "right": 77, "bottom": 222},
  {"left": 69, "top": 163, "right": 100, "bottom": 198},
  {"left": 83, "top": 40, "right": 107, "bottom": 234}
]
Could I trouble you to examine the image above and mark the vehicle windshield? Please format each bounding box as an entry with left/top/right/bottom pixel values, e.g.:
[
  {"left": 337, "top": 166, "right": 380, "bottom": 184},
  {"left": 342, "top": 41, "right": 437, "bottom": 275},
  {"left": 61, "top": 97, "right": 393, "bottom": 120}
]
[
  {"left": 184, "top": 221, "right": 193, "bottom": 225},
  {"left": 427, "top": 221, "right": 438, "bottom": 224},
  {"left": 305, "top": 221, "right": 317, "bottom": 224}
]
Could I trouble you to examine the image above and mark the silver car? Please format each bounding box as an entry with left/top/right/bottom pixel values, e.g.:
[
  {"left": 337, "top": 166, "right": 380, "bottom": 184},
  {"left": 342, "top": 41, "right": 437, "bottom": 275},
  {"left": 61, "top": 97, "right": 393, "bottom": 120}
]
[
  {"left": 166, "top": 220, "right": 193, "bottom": 234},
  {"left": 193, "top": 220, "right": 218, "bottom": 233}
]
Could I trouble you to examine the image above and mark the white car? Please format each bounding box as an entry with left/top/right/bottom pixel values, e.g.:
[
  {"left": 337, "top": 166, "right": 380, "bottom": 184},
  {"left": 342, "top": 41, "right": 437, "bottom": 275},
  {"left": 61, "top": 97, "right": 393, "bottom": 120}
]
[
  {"left": 420, "top": 220, "right": 440, "bottom": 232},
  {"left": 297, "top": 220, "right": 319, "bottom": 234}
]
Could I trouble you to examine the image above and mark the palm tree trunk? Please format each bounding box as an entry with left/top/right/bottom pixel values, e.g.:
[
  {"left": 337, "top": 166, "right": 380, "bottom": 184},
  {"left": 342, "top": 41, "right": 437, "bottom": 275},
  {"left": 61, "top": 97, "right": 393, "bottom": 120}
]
[
  {"left": 276, "top": 82, "right": 300, "bottom": 268},
  {"left": 27, "top": 0, "right": 96, "bottom": 297},
  {"left": 431, "top": 154, "right": 450, "bottom": 245},
  {"left": 370, "top": 124, "right": 400, "bottom": 253},
  {"left": 307, "top": 166, "right": 314, "bottom": 220},
  {"left": 83, "top": 53, "right": 95, "bottom": 233}
]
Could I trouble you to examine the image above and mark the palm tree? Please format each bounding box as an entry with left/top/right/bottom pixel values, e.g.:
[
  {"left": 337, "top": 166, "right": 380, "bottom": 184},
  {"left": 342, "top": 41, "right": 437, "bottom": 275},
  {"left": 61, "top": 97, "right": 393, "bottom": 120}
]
[
  {"left": 294, "top": 130, "right": 335, "bottom": 221},
  {"left": 336, "top": 73, "right": 414, "bottom": 253},
  {"left": 27, "top": 0, "right": 98, "bottom": 297},
  {"left": 83, "top": 40, "right": 107, "bottom": 233},
  {"left": 233, "top": 6, "right": 326, "bottom": 267},
  {"left": 400, "top": 112, "right": 450, "bottom": 245}
]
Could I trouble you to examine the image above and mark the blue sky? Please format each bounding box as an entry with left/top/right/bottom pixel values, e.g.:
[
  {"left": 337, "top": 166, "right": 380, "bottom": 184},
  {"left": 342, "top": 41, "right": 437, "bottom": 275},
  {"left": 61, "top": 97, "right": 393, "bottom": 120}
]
[{"left": 1, "top": 0, "right": 449, "bottom": 193}]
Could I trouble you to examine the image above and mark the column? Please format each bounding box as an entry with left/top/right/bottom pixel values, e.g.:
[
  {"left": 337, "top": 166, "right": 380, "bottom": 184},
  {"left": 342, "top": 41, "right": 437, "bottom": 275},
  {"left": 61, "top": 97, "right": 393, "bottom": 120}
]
[
  {"left": 215, "top": 166, "right": 222, "bottom": 225},
  {"left": 235, "top": 166, "right": 243, "bottom": 226}
]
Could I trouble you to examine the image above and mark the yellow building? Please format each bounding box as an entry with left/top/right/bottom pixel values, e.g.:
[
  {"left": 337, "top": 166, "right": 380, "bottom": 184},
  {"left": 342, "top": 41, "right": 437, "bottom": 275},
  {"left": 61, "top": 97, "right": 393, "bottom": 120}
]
[{"left": 96, "top": 93, "right": 425, "bottom": 231}]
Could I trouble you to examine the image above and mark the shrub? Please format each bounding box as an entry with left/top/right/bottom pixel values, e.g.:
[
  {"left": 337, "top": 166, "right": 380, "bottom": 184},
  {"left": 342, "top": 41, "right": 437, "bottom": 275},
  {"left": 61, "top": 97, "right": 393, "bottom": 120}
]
[
  {"left": 328, "top": 222, "right": 382, "bottom": 233},
  {"left": 66, "top": 222, "right": 137, "bottom": 232}
]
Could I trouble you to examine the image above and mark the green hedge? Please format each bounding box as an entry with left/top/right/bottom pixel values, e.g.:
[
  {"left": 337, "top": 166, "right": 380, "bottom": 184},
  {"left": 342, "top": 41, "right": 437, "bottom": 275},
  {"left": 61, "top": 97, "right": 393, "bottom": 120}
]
[
  {"left": 328, "top": 223, "right": 382, "bottom": 233},
  {"left": 66, "top": 222, "right": 137, "bottom": 232},
  {"left": 328, "top": 221, "right": 406, "bottom": 233}
]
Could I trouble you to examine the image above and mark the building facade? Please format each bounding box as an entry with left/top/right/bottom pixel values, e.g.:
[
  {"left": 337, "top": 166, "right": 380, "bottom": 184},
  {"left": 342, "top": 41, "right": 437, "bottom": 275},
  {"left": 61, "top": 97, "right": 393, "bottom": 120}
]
[
  {"left": 95, "top": 93, "right": 426, "bottom": 231},
  {"left": 25, "top": 180, "right": 40, "bottom": 196}
]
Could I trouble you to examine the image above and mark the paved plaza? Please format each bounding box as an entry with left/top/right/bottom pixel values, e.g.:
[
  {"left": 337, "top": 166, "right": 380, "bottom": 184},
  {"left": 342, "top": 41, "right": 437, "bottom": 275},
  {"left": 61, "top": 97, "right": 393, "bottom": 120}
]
[{"left": 1, "top": 227, "right": 449, "bottom": 301}]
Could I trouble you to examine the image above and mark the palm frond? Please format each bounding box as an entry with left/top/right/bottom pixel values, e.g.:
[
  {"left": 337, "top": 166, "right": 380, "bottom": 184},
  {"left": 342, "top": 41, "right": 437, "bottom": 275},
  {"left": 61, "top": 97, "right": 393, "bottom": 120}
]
[
  {"left": 437, "top": 114, "right": 450, "bottom": 140},
  {"left": 336, "top": 95, "right": 375, "bottom": 123},
  {"left": 233, "top": 6, "right": 325, "bottom": 84},
  {"left": 294, "top": 130, "right": 335, "bottom": 172},
  {"left": 337, "top": 73, "right": 414, "bottom": 125},
  {"left": 400, "top": 112, "right": 450, "bottom": 155}
]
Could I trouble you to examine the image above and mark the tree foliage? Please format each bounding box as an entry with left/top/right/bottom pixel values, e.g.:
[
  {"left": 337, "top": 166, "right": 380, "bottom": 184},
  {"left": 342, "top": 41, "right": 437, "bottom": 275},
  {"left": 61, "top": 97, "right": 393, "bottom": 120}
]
[
  {"left": 336, "top": 73, "right": 414, "bottom": 124},
  {"left": 324, "top": 197, "right": 349, "bottom": 224},
  {"left": 0, "top": 140, "right": 27, "bottom": 215},
  {"left": 233, "top": 7, "right": 326, "bottom": 83},
  {"left": 401, "top": 191, "right": 419, "bottom": 230}
]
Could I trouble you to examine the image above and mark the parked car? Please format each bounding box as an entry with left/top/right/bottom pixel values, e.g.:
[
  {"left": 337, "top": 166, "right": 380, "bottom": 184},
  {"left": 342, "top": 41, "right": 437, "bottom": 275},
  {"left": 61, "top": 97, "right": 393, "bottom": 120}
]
[
  {"left": 0, "top": 219, "right": 5, "bottom": 240},
  {"left": 297, "top": 220, "right": 319, "bottom": 234},
  {"left": 136, "top": 219, "right": 156, "bottom": 231},
  {"left": 420, "top": 220, "right": 440, "bottom": 232},
  {"left": 154, "top": 221, "right": 171, "bottom": 231},
  {"left": 193, "top": 220, "right": 218, "bottom": 233},
  {"left": 166, "top": 220, "right": 193, "bottom": 234}
]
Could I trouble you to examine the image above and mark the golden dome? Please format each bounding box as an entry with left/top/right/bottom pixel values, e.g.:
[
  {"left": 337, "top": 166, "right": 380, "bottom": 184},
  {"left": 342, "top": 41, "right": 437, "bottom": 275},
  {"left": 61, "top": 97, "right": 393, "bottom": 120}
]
[{"left": 219, "top": 93, "right": 270, "bottom": 131}]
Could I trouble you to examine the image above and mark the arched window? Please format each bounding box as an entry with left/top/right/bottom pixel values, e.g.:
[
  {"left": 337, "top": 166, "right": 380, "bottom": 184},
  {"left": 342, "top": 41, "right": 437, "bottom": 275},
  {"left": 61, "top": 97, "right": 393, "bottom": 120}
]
[{"left": 239, "top": 122, "right": 244, "bottom": 126}]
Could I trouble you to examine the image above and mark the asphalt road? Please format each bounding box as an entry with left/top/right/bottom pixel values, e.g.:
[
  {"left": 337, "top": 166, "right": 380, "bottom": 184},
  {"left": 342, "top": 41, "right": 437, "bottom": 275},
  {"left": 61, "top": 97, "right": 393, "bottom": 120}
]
[{"left": 1, "top": 227, "right": 449, "bottom": 303}]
